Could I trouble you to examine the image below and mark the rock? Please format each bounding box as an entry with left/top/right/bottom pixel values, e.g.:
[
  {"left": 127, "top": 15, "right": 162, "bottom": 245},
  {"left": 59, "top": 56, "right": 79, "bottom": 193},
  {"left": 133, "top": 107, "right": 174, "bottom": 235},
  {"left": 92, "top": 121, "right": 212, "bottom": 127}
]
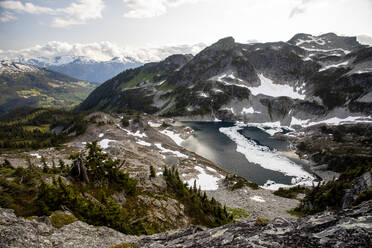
[
  {"left": 343, "top": 169, "right": 372, "bottom": 208},
  {"left": 2, "top": 201, "right": 371, "bottom": 247}
]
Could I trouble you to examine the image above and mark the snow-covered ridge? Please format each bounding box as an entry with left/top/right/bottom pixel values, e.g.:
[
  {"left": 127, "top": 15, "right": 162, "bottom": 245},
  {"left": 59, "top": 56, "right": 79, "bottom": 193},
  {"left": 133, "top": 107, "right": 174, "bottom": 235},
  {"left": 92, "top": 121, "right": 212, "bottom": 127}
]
[{"left": 0, "top": 61, "right": 39, "bottom": 74}]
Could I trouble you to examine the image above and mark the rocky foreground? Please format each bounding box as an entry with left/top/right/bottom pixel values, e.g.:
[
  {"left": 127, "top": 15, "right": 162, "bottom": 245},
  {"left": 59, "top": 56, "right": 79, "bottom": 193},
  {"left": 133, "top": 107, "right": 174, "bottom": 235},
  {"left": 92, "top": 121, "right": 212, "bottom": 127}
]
[{"left": 1, "top": 201, "right": 371, "bottom": 248}]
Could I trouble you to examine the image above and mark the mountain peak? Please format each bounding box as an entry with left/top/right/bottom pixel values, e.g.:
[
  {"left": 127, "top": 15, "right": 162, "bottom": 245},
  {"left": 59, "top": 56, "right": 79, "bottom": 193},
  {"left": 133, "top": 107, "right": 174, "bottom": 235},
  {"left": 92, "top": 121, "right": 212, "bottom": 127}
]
[{"left": 209, "top": 36, "right": 236, "bottom": 51}]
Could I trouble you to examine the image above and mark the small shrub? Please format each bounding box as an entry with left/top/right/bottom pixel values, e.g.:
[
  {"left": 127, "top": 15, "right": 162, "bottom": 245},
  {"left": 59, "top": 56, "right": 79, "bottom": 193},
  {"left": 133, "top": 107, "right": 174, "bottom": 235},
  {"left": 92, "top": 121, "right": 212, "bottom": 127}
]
[
  {"left": 352, "top": 190, "right": 372, "bottom": 206},
  {"left": 50, "top": 211, "right": 78, "bottom": 228},
  {"left": 255, "top": 217, "right": 268, "bottom": 226}
]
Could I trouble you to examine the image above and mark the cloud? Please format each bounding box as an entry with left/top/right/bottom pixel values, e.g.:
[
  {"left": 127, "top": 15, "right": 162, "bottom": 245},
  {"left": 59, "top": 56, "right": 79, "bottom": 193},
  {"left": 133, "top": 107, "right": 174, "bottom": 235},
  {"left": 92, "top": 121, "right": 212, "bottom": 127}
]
[
  {"left": 52, "top": 0, "right": 105, "bottom": 27},
  {"left": 289, "top": 0, "right": 313, "bottom": 18},
  {"left": 0, "top": 0, "right": 105, "bottom": 27},
  {"left": 0, "top": 41, "right": 207, "bottom": 63},
  {"left": 0, "top": 1, "right": 55, "bottom": 14},
  {"left": 0, "top": 11, "right": 17, "bottom": 22},
  {"left": 123, "top": 0, "right": 203, "bottom": 18},
  {"left": 357, "top": 35, "right": 372, "bottom": 46}
]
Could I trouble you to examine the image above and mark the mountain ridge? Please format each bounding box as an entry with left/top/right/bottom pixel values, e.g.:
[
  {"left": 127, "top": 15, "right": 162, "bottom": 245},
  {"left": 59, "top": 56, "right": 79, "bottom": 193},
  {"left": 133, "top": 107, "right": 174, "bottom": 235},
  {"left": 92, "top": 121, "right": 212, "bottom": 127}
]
[{"left": 79, "top": 33, "right": 372, "bottom": 127}]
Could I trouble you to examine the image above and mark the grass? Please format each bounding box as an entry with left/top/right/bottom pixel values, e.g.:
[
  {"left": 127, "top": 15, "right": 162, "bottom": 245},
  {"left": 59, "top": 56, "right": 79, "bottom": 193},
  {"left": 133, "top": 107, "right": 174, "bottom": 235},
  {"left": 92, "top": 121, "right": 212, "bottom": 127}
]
[
  {"left": 108, "top": 243, "right": 138, "bottom": 248},
  {"left": 120, "top": 72, "right": 155, "bottom": 89},
  {"left": 273, "top": 186, "right": 309, "bottom": 199},
  {"left": 227, "top": 207, "right": 249, "bottom": 221}
]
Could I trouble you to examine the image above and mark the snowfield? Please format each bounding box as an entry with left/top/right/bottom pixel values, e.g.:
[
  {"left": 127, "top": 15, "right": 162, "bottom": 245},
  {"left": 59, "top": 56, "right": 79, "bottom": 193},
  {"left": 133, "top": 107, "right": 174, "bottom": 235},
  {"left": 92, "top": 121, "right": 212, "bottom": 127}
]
[
  {"left": 219, "top": 124, "right": 315, "bottom": 187},
  {"left": 98, "top": 139, "right": 116, "bottom": 149},
  {"left": 160, "top": 129, "right": 185, "bottom": 146},
  {"left": 186, "top": 166, "right": 221, "bottom": 191},
  {"left": 250, "top": 74, "right": 306, "bottom": 100},
  {"left": 136, "top": 140, "right": 152, "bottom": 146},
  {"left": 291, "top": 116, "right": 372, "bottom": 127},
  {"left": 155, "top": 143, "right": 188, "bottom": 159},
  {"left": 250, "top": 195, "right": 266, "bottom": 202}
]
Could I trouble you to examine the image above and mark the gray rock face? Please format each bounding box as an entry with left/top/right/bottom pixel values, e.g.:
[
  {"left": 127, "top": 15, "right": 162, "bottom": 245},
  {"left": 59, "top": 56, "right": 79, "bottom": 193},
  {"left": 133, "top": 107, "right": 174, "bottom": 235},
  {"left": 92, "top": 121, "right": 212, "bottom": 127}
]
[
  {"left": 1, "top": 201, "right": 371, "bottom": 248},
  {"left": 343, "top": 169, "right": 372, "bottom": 208},
  {"left": 0, "top": 208, "right": 138, "bottom": 248},
  {"left": 137, "top": 202, "right": 372, "bottom": 248}
]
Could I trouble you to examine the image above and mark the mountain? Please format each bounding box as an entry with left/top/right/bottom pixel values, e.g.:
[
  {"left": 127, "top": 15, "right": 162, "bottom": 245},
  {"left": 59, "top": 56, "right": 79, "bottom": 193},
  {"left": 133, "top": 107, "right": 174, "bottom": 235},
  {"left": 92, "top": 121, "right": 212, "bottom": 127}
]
[
  {"left": 18, "top": 56, "right": 142, "bottom": 84},
  {"left": 2, "top": 42, "right": 207, "bottom": 84},
  {"left": 0, "top": 60, "right": 97, "bottom": 115},
  {"left": 79, "top": 33, "right": 372, "bottom": 126}
]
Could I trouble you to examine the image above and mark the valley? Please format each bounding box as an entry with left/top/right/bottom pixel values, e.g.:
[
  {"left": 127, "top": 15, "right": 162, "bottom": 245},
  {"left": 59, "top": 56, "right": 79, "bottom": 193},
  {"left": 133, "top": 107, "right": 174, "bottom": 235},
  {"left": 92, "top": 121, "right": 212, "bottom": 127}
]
[{"left": 1, "top": 33, "right": 372, "bottom": 247}]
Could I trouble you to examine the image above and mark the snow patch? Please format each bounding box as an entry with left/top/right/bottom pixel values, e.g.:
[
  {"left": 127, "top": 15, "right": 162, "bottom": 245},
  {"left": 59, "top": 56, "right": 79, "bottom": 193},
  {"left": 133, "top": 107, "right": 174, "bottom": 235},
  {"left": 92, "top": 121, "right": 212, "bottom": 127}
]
[
  {"left": 148, "top": 121, "right": 162, "bottom": 128},
  {"left": 319, "top": 61, "right": 349, "bottom": 71},
  {"left": 30, "top": 153, "right": 41, "bottom": 159},
  {"left": 117, "top": 124, "right": 147, "bottom": 138},
  {"left": 219, "top": 125, "right": 315, "bottom": 187},
  {"left": 199, "top": 92, "right": 209, "bottom": 98},
  {"left": 291, "top": 116, "right": 372, "bottom": 127},
  {"left": 249, "top": 74, "right": 305, "bottom": 100},
  {"left": 241, "top": 107, "right": 261, "bottom": 115},
  {"left": 250, "top": 195, "right": 265, "bottom": 202},
  {"left": 160, "top": 129, "right": 185, "bottom": 146},
  {"left": 186, "top": 166, "right": 220, "bottom": 191},
  {"left": 136, "top": 140, "right": 152, "bottom": 146},
  {"left": 98, "top": 139, "right": 116, "bottom": 149},
  {"left": 98, "top": 133, "right": 104, "bottom": 138},
  {"left": 155, "top": 143, "right": 188, "bottom": 159}
]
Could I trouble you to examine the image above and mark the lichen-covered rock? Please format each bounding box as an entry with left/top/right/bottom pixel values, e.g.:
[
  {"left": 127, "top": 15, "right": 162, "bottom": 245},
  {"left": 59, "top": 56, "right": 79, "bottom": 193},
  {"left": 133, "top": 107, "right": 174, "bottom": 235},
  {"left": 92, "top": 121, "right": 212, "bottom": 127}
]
[{"left": 1, "top": 201, "right": 371, "bottom": 248}]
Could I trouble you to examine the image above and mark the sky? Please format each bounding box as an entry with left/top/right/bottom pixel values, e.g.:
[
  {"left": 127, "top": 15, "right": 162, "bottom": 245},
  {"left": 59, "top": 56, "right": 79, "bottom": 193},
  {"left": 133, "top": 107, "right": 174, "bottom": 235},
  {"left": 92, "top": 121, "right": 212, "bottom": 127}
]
[{"left": 0, "top": 0, "right": 371, "bottom": 60}]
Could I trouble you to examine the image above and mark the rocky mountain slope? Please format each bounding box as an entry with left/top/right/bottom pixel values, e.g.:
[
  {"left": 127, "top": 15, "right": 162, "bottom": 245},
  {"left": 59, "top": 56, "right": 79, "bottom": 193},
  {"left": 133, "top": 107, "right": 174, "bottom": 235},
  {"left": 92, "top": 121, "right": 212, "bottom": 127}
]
[
  {"left": 79, "top": 33, "right": 372, "bottom": 126},
  {"left": 1, "top": 199, "right": 370, "bottom": 247},
  {"left": 0, "top": 61, "right": 97, "bottom": 115}
]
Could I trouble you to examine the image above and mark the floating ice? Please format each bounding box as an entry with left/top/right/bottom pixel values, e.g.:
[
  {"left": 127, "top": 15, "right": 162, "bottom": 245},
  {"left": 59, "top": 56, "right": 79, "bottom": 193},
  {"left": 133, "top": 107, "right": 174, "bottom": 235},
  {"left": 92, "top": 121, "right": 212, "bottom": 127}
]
[{"left": 219, "top": 125, "right": 315, "bottom": 187}]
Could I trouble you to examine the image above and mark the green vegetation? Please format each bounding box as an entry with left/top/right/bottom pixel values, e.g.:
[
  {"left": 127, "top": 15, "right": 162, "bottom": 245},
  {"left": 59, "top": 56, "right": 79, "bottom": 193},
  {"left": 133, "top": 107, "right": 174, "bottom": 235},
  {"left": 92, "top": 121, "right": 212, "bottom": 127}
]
[
  {"left": 295, "top": 163, "right": 371, "bottom": 215},
  {"left": 50, "top": 211, "right": 78, "bottom": 228},
  {"left": 352, "top": 190, "right": 372, "bottom": 206},
  {"left": 120, "top": 71, "right": 155, "bottom": 89},
  {"left": 225, "top": 174, "right": 259, "bottom": 190},
  {"left": 227, "top": 207, "right": 249, "bottom": 221},
  {"left": 0, "top": 142, "right": 233, "bottom": 235},
  {"left": 0, "top": 66, "right": 96, "bottom": 115},
  {"left": 273, "top": 186, "right": 309, "bottom": 199},
  {"left": 163, "top": 166, "right": 233, "bottom": 227},
  {"left": 255, "top": 217, "right": 268, "bottom": 226},
  {"left": 0, "top": 107, "right": 89, "bottom": 150}
]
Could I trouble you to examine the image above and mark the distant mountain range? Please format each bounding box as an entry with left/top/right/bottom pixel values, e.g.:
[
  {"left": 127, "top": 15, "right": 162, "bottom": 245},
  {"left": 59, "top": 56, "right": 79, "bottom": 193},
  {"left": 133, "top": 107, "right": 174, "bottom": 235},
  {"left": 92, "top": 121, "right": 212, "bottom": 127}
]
[
  {"left": 2, "top": 42, "right": 207, "bottom": 83},
  {"left": 0, "top": 61, "right": 96, "bottom": 115},
  {"left": 79, "top": 33, "right": 372, "bottom": 126}
]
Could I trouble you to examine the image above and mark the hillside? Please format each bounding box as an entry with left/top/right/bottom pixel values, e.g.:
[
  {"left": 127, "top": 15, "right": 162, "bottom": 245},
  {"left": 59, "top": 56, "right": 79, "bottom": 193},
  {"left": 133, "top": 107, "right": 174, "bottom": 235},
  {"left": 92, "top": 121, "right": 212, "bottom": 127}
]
[
  {"left": 79, "top": 33, "right": 372, "bottom": 126},
  {"left": 0, "top": 61, "right": 97, "bottom": 115}
]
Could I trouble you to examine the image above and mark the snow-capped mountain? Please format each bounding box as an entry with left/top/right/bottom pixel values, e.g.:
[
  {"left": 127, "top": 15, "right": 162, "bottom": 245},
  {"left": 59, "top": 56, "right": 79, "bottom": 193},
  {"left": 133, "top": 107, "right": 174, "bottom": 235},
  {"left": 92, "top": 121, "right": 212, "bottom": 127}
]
[
  {"left": 1, "top": 41, "right": 207, "bottom": 83},
  {"left": 79, "top": 33, "right": 372, "bottom": 127}
]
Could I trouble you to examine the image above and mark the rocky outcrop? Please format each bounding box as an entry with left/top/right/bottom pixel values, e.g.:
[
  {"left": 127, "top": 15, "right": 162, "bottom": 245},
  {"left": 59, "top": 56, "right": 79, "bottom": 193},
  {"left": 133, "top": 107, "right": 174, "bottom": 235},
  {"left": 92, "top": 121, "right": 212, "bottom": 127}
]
[
  {"left": 1, "top": 201, "right": 371, "bottom": 248},
  {"left": 343, "top": 169, "right": 372, "bottom": 208}
]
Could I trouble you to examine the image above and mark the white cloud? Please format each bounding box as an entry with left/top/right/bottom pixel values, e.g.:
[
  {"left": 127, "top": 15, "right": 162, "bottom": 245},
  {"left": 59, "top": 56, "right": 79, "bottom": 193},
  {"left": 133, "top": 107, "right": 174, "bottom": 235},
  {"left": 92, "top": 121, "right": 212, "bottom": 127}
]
[
  {"left": 0, "top": 11, "right": 17, "bottom": 22},
  {"left": 52, "top": 0, "right": 105, "bottom": 27},
  {"left": 0, "top": 1, "right": 55, "bottom": 14},
  {"left": 123, "top": 0, "right": 204, "bottom": 18},
  {"left": 0, "top": 0, "right": 105, "bottom": 27},
  {"left": 0, "top": 41, "right": 206, "bottom": 63}
]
